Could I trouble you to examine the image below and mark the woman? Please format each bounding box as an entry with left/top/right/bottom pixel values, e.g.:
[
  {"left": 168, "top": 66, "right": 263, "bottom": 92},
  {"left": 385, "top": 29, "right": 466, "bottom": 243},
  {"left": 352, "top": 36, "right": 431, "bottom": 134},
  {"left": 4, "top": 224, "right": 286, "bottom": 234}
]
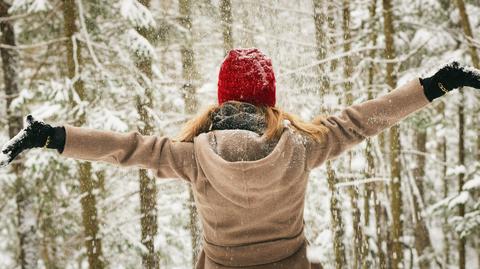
[{"left": 1, "top": 48, "right": 480, "bottom": 268}]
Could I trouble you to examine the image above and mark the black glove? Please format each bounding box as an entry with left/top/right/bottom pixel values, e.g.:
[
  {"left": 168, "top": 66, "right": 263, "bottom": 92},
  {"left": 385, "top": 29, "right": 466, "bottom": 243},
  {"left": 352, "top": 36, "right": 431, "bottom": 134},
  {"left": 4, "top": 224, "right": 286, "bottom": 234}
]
[
  {"left": 420, "top": 61, "right": 480, "bottom": 102},
  {"left": 0, "top": 115, "right": 65, "bottom": 167}
]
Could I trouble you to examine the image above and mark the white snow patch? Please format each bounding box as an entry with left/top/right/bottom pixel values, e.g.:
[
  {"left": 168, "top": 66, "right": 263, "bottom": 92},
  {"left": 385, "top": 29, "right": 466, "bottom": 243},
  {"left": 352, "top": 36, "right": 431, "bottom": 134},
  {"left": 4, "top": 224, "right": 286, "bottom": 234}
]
[
  {"left": 448, "top": 191, "right": 470, "bottom": 209},
  {"left": 463, "top": 177, "right": 480, "bottom": 190},
  {"left": 322, "top": 93, "right": 338, "bottom": 107},
  {"left": 91, "top": 111, "right": 129, "bottom": 132},
  {"left": 411, "top": 29, "right": 432, "bottom": 49},
  {"left": 10, "top": 0, "right": 51, "bottom": 13},
  {"left": 1, "top": 129, "right": 27, "bottom": 153},
  {"left": 120, "top": 0, "right": 156, "bottom": 28},
  {"left": 306, "top": 245, "right": 323, "bottom": 263},
  {"left": 125, "top": 29, "right": 156, "bottom": 59},
  {"left": 462, "top": 65, "right": 480, "bottom": 82},
  {"left": 446, "top": 165, "right": 466, "bottom": 176},
  {"left": 30, "top": 104, "right": 62, "bottom": 119},
  {"left": 351, "top": 155, "right": 366, "bottom": 172},
  {"left": 449, "top": 9, "right": 460, "bottom": 24},
  {"left": 9, "top": 88, "right": 34, "bottom": 111},
  {"left": 0, "top": 152, "right": 11, "bottom": 167}
]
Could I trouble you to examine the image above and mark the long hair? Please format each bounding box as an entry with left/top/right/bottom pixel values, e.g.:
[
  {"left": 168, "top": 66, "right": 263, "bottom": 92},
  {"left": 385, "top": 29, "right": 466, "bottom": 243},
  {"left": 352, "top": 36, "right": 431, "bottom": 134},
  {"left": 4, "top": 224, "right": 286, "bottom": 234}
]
[{"left": 177, "top": 101, "right": 329, "bottom": 143}]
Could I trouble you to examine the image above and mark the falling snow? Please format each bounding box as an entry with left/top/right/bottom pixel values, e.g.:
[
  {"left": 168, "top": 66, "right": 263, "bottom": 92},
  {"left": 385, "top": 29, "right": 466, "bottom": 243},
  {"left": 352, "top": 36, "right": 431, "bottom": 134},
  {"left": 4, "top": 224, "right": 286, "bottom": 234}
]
[{"left": 0, "top": 0, "right": 480, "bottom": 268}]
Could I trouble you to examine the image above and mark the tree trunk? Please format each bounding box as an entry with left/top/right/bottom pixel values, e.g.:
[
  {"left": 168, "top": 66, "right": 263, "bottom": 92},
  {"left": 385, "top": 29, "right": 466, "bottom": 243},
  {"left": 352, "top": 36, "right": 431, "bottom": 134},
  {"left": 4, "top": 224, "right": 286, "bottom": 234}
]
[
  {"left": 374, "top": 186, "right": 388, "bottom": 269},
  {"left": 63, "top": 1, "right": 104, "bottom": 268},
  {"left": 455, "top": 0, "right": 480, "bottom": 69},
  {"left": 312, "top": 1, "right": 345, "bottom": 268},
  {"left": 455, "top": 7, "right": 480, "bottom": 254},
  {"left": 342, "top": 1, "right": 365, "bottom": 268},
  {"left": 179, "top": 0, "right": 201, "bottom": 266},
  {"left": 438, "top": 102, "right": 450, "bottom": 268},
  {"left": 0, "top": 2, "right": 39, "bottom": 268},
  {"left": 382, "top": 0, "right": 403, "bottom": 268},
  {"left": 327, "top": 161, "right": 347, "bottom": 269},
  {"left": 457, "top": 92, "right": 466, "bottom": 269},
  {"left": 364, "top": 1, "right": 379, "bottom": 267},
  {"left": 454, "top": 4, "right": 478, "bottom": 267},
  {"left": 326, "top": 2, "right": 337, "bottom": 72},
  {"left": 412, "top": 129, "right": 433, "bottom": 269},
  {"left": 313, "top": 0, "right": 329, "bottom": 92},
  {"left": 134, "top": 1, "right": 159, "bottom": 268},
  {"left": 220, "top": 0, "right": 233, "bottom": 55}
]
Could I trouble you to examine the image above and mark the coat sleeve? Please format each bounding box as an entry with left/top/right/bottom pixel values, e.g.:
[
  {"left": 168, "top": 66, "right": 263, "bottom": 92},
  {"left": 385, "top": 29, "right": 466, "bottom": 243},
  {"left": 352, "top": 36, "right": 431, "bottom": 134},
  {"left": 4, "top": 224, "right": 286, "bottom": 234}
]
[
  {"left": 60, "top": 126, "right": 198, "bottom": 181},
  {"left": 306, "top": 78, "right": 431, "bottom": 169}
]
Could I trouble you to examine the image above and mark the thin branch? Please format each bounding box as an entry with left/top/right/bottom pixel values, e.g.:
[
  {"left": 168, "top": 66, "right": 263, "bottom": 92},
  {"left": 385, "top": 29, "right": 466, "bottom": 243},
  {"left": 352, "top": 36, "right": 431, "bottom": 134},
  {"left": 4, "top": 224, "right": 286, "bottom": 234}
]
[
  {"left": 0, "top": 37, "right": 68, "bottom": 50},
  {"left": 278, "top": 46, "right": 382, "bottom": 78}
]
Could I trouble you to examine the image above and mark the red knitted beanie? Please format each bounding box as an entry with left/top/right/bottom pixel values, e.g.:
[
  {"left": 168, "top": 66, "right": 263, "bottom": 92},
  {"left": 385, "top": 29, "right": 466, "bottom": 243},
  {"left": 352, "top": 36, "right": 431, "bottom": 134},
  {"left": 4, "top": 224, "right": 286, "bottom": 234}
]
[{"left": 218, "top": 48, "right": 276, "bottom": 107}]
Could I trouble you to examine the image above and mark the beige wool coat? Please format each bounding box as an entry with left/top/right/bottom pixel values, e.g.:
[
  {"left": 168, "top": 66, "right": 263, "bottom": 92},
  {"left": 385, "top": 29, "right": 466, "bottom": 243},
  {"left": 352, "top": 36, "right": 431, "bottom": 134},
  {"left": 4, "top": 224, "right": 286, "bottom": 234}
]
[{"left": 61, "top": 79, "right": 430, "bottom": 268}]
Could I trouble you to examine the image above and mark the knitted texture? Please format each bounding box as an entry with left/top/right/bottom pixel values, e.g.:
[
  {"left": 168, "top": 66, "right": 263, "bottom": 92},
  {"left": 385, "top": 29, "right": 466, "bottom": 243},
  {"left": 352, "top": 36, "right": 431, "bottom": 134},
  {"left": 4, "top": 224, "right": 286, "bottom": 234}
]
[
  {"left": 218, "top": 48, "right": 276, "bottom": 107},
  {"left": 420, "top": 61, "right": 480, "bottom": 101}
]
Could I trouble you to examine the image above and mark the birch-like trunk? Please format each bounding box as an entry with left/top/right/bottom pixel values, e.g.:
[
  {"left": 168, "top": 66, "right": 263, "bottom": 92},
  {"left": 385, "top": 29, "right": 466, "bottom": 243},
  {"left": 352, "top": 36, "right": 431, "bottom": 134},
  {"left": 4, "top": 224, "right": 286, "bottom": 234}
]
[
  {"left": 455, "top": 0, "right": 480, "bottom": 69},
  {"left": 457, "top": 92, "right": 466, "bottom": 269},
  {"left": 63, "top": 1, "right": 104, "bottom": 268},
  {"left": 312, "top": 1, "right": 345, "bottom": 268},
  {"left": 382, "top": 0, "right": 403, "bottom": 268},
  {"left": 313, "top": 0, "right": 329, "bottom": 92},
  {"left": 412, "top": 128, "right": 433, "bottom": 269},
  {"left": 0, "top": 2, "right": 39, "bottom": 268},
  {"left": 435, "top": 101, "right": 451, "bottom": 267},
  {"left": 179, "top": 0, "right": 201, "bottom": 266},
  {"left": 134, "top": 1, "right": 159, "bottom": 268},
  {"left": 342, "top": 1, "right": 365, "bottom": 267},
  {"left": 220, "top": 0, "right": 233, "bottom": 55},
  {"left": 363, "top": 1, "right": 382, "bottom": 267},
  {"left": 327, "top": 161, "right": 347, "bottom": 269},
  {"left": 454, "top": 3, "right": 477, "bottom": 267}
]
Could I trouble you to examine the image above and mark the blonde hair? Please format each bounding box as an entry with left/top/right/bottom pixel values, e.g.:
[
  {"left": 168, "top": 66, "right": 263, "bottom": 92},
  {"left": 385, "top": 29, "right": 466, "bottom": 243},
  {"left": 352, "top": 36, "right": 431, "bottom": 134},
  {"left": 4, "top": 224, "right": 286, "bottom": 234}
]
[{"left": 177, "top": 101, "right": 329, "bottom": 143}]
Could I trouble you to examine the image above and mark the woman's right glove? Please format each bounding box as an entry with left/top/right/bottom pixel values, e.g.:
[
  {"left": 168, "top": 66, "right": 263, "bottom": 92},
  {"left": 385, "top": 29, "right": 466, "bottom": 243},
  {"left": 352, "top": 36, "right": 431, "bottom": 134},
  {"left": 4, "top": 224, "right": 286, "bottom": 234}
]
[
  {"left": 0, "top": 115, "right": 65, "bottom": 167},
  {"left": 420, "top": 61, "right": 480, "bottom": 101}
]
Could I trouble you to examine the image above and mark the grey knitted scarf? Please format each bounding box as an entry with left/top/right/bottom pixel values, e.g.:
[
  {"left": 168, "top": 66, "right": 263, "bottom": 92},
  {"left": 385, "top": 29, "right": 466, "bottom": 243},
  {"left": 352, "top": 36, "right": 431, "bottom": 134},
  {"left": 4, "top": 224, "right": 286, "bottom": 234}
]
[{"left": 211, "top": 102, "right": 267, "bottom": 135}]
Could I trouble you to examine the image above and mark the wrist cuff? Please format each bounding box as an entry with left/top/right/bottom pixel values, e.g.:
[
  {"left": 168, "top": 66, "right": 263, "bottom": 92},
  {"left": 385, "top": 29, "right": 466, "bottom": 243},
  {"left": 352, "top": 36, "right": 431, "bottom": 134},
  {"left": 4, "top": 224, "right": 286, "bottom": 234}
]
[
  {"left": 47, "top": 126, "right": 66, "bottom": 153},
  {"left": 419, "top": 77, "right": 444, "bottom": 102}
]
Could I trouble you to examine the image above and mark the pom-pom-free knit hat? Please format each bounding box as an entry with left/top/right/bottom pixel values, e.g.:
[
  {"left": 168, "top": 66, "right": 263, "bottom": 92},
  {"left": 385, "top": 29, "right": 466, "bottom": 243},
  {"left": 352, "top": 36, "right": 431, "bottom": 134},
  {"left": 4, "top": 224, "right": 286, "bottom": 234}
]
[{"left": 218, "top": 48, "right": 276, "bottom": 107}]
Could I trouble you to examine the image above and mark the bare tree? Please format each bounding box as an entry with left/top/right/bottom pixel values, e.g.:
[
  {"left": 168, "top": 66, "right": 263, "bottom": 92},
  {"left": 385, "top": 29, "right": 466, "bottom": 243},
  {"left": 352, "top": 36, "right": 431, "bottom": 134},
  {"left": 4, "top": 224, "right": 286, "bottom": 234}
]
[
  {"left": 220, "top": 0, "right": 233, "bottom": 55},
  {"left": 457, "top": 92, "right": 466, "bottom": 269},
  {"left": 63, "top": 0, "right": 104, "bottom": 268},
  {"left": 0, "top": 1, "right": 39, "bottom": 268},
  {"left": 412, "top": 122, "right": 433, "bottom": 269},
  {"left": 363, "top": 1, "right": 382, "bottom": 268},
  {"left": 313, "top": 0, "right": 329, "bottom": 92},
  {"left": 327, "top": 161, "right": 347, "bottom": 269},
  {"left": 454, "top": 3, "right": 477, "bottom": 268},
  {"left": 436, "top": 101, "right": 451, "bottom": 267},
  {"left": 342, "top": 1, "right": 366, "bottom": 268},
  {"left": 455, "top": 0, "right": 479, "bottom": 69},
  {"left": 312, "top": 1, "right": 346, "bottom": 268},
  {"left": 382, "top": 0, "right": 403, "bottom": 268},
  {"left": 179, "top": 0, "right": 201, "bottom": 266},
  {"left": 133, "top": 1, "right": 159, "bottom": 268}
]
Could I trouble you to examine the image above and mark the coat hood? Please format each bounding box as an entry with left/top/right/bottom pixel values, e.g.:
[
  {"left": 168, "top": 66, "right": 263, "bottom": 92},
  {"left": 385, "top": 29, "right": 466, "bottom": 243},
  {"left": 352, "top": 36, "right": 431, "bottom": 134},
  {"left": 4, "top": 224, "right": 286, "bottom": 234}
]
[{"left": 193, "top": 127, "right": 306, "bottom": 208}]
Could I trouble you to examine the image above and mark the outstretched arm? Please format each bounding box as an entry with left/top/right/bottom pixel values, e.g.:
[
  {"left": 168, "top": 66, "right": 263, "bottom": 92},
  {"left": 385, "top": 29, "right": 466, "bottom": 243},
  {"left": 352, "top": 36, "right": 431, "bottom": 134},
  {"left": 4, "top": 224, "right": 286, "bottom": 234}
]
[
  {"left": 1, "top": 117, "right": 198, "bottom": 181},
  {"left": 306, "top": 62, "right": 480, "bottom": 169}
]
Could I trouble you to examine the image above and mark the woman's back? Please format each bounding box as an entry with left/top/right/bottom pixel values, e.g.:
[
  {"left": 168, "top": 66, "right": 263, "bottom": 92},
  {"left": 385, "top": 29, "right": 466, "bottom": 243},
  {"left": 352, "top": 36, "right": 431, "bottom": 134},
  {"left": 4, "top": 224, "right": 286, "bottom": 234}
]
[{"left": 192, "top": 127, "right": 310, "bottom": 266}]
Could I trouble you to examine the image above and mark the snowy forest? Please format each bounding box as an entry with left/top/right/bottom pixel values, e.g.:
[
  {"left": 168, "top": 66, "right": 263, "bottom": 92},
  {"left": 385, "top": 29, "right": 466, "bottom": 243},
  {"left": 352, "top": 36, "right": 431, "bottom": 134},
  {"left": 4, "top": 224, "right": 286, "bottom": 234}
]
[{"left": 0, "top": 0, "right": 479, "bottom": 268}]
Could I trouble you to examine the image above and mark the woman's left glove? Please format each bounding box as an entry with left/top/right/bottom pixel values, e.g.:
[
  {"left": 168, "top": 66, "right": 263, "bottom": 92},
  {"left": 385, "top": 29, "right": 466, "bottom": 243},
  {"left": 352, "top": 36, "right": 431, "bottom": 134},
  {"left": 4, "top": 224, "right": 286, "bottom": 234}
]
[
  {"left": 420, "top": 61, "right": 480, "bottom": 101},
  {"left": 0, "top": 115, "right": 65, "bottom": 167}
]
